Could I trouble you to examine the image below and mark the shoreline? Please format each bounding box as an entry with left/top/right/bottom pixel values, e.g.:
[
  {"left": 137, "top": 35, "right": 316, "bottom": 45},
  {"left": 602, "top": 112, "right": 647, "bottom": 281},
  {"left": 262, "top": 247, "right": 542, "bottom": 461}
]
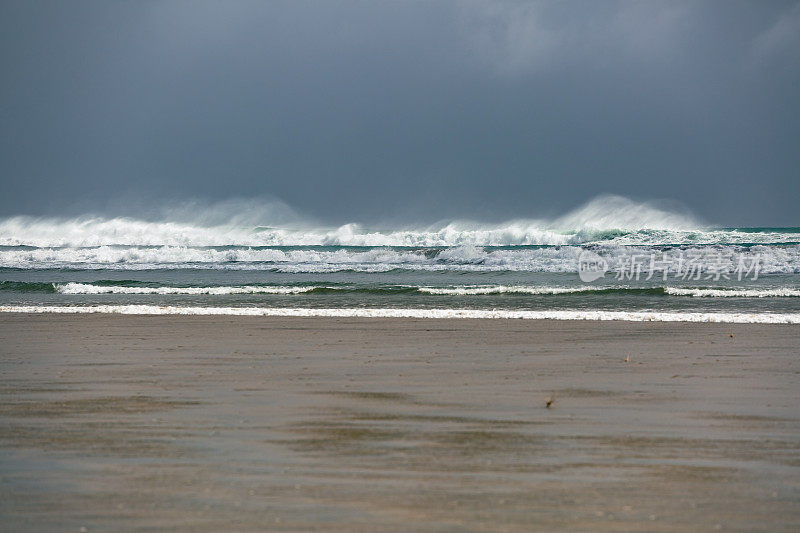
[
  {"left": 2, "top": 314, "right": 799, "bottom": 530},
  {"left": 2, "top": 304, "right": 800, "bottom": 323}
]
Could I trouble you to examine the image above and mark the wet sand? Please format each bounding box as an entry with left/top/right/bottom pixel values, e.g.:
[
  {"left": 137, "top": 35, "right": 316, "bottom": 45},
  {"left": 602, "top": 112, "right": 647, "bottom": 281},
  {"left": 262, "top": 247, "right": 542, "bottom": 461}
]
[{"left": 1, "top": 314, "right": 799, "bottom": 531}]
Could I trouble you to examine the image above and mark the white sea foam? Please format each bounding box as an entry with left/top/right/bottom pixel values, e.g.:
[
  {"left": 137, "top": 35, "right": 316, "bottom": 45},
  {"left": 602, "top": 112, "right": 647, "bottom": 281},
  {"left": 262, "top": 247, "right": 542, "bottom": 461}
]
[
  {"left": 54, "top": 283, "right": 320, "bottom": 295},
  {"left": 1, "top": 244, "right": 797, "bottom": 274},
  {"left": 416, "top": 285, "right": 800, "bottom": 297},
  {"left": 664, "top": 287, "right": 800, "bottom": 298},
  {"left": 0, "top": 245, "right": 433, "bottom": 271},
  {"left": 0, "top": 216, "right": 598, "bottom": 247},
  {"left": 41, "top": 283, "right": 800, "bottom": 297},
  {"left": 419, "top": 286, "right": 590, "bottom": 295},
  {"left": 1, "top": 305, "right": 799, "bottom": 323}
]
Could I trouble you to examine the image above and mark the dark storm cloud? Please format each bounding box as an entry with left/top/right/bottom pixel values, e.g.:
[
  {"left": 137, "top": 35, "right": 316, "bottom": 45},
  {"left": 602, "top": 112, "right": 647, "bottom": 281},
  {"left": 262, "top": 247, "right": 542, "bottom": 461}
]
[{"left": 0, "top": 0, "right": 798, "bottom": 225}]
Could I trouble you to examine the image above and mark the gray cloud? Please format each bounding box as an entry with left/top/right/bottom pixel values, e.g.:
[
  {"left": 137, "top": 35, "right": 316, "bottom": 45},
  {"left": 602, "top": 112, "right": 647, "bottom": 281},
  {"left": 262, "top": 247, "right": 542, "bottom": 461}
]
[
  {"left": 458, "top": 1, "right": 690, "bottom": 75},
  {"left": 0, "top": 0, "right": 798, "bottom": 226},
  {"left": 752, "top": 2, "right": 800, "bottom": 60}
]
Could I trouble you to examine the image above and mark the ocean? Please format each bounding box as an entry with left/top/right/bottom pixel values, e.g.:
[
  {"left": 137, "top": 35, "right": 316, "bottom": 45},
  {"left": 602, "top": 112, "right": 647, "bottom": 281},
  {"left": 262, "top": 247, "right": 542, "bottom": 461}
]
[{"left": 1, "top": 199, "right": 798, "bottom": 323}]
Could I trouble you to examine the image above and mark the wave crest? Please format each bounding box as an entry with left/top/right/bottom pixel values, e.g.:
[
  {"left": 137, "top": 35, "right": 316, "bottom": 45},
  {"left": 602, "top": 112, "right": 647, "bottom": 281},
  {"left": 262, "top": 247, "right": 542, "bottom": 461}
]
[
  {"left": 0, "top": 244, "right": 797, "bottom": 274},
  {"left": 0, "top": 195, "right": 715, "bottom": 248}
]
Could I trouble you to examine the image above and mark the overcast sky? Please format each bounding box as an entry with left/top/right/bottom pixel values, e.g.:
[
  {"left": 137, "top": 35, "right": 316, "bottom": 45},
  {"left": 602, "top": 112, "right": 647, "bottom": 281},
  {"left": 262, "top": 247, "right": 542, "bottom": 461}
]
[{"left": 1, "top": 1, "right": 798, "bottom": 225}]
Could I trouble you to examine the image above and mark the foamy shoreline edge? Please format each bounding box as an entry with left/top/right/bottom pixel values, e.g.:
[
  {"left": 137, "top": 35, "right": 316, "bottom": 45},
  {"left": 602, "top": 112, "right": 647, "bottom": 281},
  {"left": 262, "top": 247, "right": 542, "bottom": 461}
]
[{"left": 2, "top": 305, "right": 800, "bottom": 324}]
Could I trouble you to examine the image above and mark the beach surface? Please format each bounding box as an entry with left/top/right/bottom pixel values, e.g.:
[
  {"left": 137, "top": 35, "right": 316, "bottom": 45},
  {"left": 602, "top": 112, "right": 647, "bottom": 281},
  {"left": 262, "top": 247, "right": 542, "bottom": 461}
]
[{"left": 1, "top": 314, "right": 799, "bottom": 531}]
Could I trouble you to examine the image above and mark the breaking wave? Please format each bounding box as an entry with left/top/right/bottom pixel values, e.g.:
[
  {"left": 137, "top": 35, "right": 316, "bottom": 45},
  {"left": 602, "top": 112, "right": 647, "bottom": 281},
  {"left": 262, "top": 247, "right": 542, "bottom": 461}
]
[
  {"left": 421, "top": 286, "right": 800, "bottom": 297},
  {"left": 663, "top": 287, "right": 800, "bottom": 298},
  {"left": 54, "top": 283, "right": 320, "bottom": 295},
  {"left": 0, "top": 243, "right": 797, "bottom": 274},
  {"left": 1, "top": 281, "right": 796, "bottom": 298},
  {"left": 1, "top": 195, "right": 796, "bottom": 248}
]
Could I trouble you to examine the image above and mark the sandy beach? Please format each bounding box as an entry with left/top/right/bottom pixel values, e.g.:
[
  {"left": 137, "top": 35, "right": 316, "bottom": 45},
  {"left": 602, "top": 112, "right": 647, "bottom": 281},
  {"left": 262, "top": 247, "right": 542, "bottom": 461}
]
[{"left": 1, "top": 314, "right": 799, "bottom": 531}]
